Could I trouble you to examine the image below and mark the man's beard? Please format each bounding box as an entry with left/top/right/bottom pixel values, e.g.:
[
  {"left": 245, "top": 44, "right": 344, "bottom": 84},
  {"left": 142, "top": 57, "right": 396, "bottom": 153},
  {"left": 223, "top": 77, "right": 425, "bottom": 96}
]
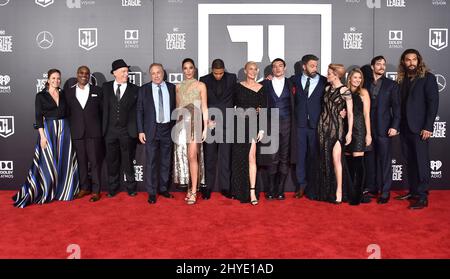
[
  {"left": 306, "top": 71, "right": 317, "bottom": 78},
  {"left": 407, "top": 65, "right": 417, "bottom": 75},
  {"left": 374, "top": 70, "right": 384, "bottom": 76}
]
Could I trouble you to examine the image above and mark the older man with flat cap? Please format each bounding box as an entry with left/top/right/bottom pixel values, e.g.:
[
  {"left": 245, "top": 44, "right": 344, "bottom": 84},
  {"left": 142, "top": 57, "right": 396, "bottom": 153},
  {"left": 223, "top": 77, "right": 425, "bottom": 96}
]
[{"left": 102, "top": 59, "right": 140, "bottom": 197}]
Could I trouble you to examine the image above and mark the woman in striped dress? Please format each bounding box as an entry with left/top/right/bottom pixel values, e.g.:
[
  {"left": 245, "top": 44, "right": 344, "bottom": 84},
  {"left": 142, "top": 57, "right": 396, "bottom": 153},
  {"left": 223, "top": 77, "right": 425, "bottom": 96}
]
[{"left": 13, "top": 69, "right": 79, "bottom": 208}]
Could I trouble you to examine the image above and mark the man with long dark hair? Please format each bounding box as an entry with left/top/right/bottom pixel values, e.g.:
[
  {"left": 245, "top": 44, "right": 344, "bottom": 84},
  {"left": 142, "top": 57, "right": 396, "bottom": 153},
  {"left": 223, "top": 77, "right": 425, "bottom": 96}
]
[{"left": 394, "top": 49, "right": 439, "bottom": 209}]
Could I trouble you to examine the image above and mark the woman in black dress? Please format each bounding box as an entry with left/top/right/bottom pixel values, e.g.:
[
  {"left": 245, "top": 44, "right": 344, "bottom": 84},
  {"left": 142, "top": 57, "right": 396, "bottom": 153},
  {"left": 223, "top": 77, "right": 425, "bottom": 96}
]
[
  {"left": 345, "top": 68, "right": 372, "bottom": 205},
  {"left": 309, "top": 64, "right": 353, "bottom": 204},
  {"left": 231, "top": 61, "right": 267, "bottom": 205},
  {"left": 13, "top": 69, "right": 79, "bottom": 208}
]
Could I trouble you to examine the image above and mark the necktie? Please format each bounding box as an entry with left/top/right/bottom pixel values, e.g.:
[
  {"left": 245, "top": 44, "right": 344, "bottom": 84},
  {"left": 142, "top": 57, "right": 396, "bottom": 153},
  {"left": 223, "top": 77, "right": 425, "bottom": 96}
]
[
  {"left": 116, "top": 84, "right": 121, "bottom": 101},
  {"left": 158, "top": 85, "right": 164, "bottom": 123},
  {"left": 304, "top": 77, "right": 310, "bottom": 97}
]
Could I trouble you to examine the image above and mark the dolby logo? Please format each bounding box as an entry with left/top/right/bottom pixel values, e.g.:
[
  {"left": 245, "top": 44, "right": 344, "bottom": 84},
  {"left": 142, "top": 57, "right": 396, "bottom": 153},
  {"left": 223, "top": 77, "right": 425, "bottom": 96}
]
[
  {"left": 0, "top": 161, "right": 13, "bottom": 179},
  {"left": 389, "top": 30, "right": 403, "bottom": 48},
  {"left": 124, "top": 30, "right": 139, "bottom": 49}
]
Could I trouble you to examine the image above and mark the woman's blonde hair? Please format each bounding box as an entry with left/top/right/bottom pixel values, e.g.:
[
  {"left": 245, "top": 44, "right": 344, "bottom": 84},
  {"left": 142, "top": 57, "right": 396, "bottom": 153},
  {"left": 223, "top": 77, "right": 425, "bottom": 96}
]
[{"left": 346, "top": 68, "right": 364, "bottom": 94}]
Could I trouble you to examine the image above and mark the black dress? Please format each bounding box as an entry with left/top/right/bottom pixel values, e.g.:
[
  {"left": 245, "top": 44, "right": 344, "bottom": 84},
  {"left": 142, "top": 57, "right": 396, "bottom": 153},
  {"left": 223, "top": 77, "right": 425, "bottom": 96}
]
[
  {"left": 307, "top": 85, "right": 352, "bottom": 203},
  {"left": 231, "top": 83, "right": 267, "bottom": 203},
  {"left": 346, "top": 91, "right": 370, "bottom": 153}
]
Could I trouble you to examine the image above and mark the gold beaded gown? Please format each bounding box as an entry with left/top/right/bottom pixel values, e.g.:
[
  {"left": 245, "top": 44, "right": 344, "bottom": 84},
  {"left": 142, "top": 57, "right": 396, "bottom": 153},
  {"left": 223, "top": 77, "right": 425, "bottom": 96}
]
[{"left": 172, "top": 79, "right": 206, "bottom": 187}]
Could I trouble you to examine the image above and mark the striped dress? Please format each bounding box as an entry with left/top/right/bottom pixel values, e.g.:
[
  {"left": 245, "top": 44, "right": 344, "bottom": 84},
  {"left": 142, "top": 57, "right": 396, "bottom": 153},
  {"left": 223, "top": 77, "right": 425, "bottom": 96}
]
[{"left": 13, "top": 89, "right": 79, "bottom": 208}]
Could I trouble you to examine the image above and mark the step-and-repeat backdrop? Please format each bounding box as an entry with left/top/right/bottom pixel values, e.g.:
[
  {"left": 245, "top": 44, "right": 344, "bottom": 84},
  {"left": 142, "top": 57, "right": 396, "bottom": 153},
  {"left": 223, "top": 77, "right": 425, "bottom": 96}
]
[{"left": 1, "top": 0, "right": 449, "bottom": 191}]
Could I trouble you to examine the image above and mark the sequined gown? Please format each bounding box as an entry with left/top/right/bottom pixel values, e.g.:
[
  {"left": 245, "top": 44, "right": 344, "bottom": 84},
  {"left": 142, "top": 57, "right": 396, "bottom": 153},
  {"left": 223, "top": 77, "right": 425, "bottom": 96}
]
[
  {"left": 172, "top": 79, "right": 206, "bottom": 187},
  {"left": 308, "top": 85, "right": 352, "bottom": 202}
]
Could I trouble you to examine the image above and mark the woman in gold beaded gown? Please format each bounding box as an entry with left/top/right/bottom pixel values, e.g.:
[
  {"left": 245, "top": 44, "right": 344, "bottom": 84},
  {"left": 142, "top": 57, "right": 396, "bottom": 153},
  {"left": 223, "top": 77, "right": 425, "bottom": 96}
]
[{"left": 173, "top": 58, "right": 208, "bottom": 205}]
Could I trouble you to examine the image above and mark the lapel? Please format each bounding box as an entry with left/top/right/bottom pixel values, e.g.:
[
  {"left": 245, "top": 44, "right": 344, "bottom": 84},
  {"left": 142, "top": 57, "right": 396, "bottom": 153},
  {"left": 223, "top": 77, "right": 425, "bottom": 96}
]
[
  {"left": 150, "top": 83, "right": 157, "bottom": 112},
  {"left": 211, "top": 74, "right": 223, "bottom": 99},
  {"left": 70, "top": 85, "right": 85, "bottom": 110},
  {"left": 408, "top": 76, "right": 419, "bottom": 97},
  {"left": 120, "top": 83, "right": 133, "bottom": 105}
]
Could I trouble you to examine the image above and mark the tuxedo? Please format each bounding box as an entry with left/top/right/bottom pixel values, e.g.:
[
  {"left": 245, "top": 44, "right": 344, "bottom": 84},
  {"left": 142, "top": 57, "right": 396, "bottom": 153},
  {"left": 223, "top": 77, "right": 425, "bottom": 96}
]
[
  {"left": 65, "top": 84, "right": 104, "bottom": 194},
  {"left": 399, "top": 72, "right": 439, "bottom": 200},
  {"left": 102, "top": 80, "right": 139, "bottom": 195},
  {"left": 136, "top": 81, "right": 176, "bottom": 196},
  {"left": 363, "top": 75, "right": 401, "bottom": 197},
  {"left": 199, "top": 72, "right": 236, "bottom": 193},
  {"left": 290, "top": 74, "right": 327, "bottom": 191}
]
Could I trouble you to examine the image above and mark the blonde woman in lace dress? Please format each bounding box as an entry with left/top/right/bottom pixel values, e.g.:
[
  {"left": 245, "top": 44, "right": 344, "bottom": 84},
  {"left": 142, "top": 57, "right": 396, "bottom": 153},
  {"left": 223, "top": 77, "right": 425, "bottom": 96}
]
[{"left": 173, "top": 58, "right": 208, "bottom": 205}]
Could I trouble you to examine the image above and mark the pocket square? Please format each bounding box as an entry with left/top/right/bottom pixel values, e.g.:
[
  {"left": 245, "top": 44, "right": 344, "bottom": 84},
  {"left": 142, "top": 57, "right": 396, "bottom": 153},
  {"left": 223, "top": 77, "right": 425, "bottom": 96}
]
[{"left": 91, "top": 94, "right": 98, "bottom": 97}]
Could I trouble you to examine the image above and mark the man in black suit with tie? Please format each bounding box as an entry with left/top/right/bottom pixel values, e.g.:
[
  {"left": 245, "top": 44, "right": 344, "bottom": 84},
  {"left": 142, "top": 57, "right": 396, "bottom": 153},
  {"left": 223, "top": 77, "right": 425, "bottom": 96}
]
[
  {"left": 65, "top": 66, "right": 104, "bottom": 202},
  {"left": 394, "top": 49, "right": 439, "bottom": 209},
  {"left": 290, "top": 54, "right": 327, "bottom": 199},
  {"left": 137, "top": 63, "right": 175, "bottom": 204},
  {"left": 199, "top": 59, "right": 237, "bottom": 200},
  {"left": 362, "top": 56, "right": 401, "bottom": 204},
  {"left": 103, "top": 59, "right": 139, "bottom": 197}
]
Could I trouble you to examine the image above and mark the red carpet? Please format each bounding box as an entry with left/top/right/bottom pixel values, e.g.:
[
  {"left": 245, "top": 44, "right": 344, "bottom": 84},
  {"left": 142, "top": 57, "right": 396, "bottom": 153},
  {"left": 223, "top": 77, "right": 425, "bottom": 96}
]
[{"left": 1, "top": 190, "right": 449, "bottom": 259}]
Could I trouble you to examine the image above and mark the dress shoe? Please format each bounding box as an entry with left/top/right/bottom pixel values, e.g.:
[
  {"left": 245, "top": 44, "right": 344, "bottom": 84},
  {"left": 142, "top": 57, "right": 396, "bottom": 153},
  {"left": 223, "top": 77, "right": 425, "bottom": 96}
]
[
  {"left": 265, "top": 193, "right": 274, "bottom": 200},
  {"left": 75, "top": 189, "right": 91, "bottom": 199},
  {"left": 148, "top": 195, "right": 157, "bottom": 204},
  {"left": 107, "top": 192, "right": 117, "bottom": 198},
  {"left": 377, "top": 195, "right": 390, "bottom": 204},
  {"left": 294, "top": 189, "right": 304, "bottom": 199},
  {"left": 159, "top": 191, "right": 174, "bottom": 199},
  {"left": 128, "top": 191, "right": 138, "bottom": 197},
  {"left": 360, "top": 193, "right": 372, "bottom": 203},
  {"left": 201, "top": 188, "right": 211, "bottom": 200},
  {"left": 276, "top": 193, "right": 286, "bottom": 200},
  {"left": 408, "top": 199, "right": 428, "bottom": 209},
  {"left": 89, "top": 194, "right": 101, "bottom": 202},
  {"left": 395, "top": 193, "right": 417, "bottom": 201}
]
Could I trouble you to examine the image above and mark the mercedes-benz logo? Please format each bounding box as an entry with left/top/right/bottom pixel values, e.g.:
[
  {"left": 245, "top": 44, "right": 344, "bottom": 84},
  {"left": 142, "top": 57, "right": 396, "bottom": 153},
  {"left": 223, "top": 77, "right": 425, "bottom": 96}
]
[
  {"left": 436, "top": 74, "right": 446, "bottom": 93},
  {"left": 36, "top": 31, "right": 54, "bottom": 49},
  {"left": 0, "top": 0, "right": 10, "bottom": 7}
]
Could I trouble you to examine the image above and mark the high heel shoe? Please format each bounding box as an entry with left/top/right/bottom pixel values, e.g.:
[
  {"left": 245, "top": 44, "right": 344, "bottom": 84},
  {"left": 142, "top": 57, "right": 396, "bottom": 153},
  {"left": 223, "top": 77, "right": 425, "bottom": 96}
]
[
  {"left": 186, "top": 191, "right": 197, "bottom": 205},
  {"left": 250, "top": 187, "right": 258, "bottom": 206},
  {"left": 335, "top": 190, "right": 342, "bottom": 204},
  {"left": 185, "top": 190, "right": 192, "bottom": 201}
]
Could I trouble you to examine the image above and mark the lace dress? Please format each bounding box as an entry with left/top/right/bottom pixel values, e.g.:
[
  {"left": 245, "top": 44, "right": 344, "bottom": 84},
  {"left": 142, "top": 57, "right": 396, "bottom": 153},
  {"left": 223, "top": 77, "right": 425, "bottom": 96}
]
[{"left": 307, "top": 85, "right": 352, "bottom": 202}]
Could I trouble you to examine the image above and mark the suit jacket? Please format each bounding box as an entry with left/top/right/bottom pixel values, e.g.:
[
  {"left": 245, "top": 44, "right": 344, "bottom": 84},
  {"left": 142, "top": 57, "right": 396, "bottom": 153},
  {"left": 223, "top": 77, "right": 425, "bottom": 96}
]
[
  {"left": 102, "top": 80, "right": 139, "bottom": 138},
  {"left": 399, "top": 72, "right": 439, "bottom": 134},
  {"left": 363, "top": 76, "right": 401, "bottom": 137},
  {"left": 259, "top": 78, "right": 297, "bottom": 165},
  {"left": 65, "top": 84, "right": 103, "bottom": 140},
  {"left": 136, "top": 81, "right": 176, "bottom": 141},
  {"left": 290, "top": 74, "right": 327, "bottom": 129},
  {"left": 200, "top": 72, "right": 237, "bottom": 131}
]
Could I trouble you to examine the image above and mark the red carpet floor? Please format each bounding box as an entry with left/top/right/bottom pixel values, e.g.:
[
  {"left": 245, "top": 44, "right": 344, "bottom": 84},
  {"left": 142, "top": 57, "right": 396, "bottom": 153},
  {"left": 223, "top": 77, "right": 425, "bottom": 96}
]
[{"left": 1, "top": 190, "right": 449, "bottom": 259}]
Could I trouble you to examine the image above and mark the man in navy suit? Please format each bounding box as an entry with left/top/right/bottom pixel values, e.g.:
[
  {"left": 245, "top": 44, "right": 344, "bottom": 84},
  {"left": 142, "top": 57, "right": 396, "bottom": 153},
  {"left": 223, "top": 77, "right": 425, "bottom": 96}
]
[
  {"left": 137, "top": 63, "right": 176, "bottom": 204},
  {"left": 199, "top": 59, "right": 237, "bottom": 200},
  {"left": 65, "top": 66, "right": 104, "bottom": 202},
  {"left": 290, "top": 54, "right": 327, "bottom": 198},
  {"left": 261, "top": 58, "right": 297, "bottom": 200},
  {"left": 394, "top": 49, "right": 439, "bottom": 209},
  {"left": 362, "top": 56, "right": 401, "bottom": 204}
]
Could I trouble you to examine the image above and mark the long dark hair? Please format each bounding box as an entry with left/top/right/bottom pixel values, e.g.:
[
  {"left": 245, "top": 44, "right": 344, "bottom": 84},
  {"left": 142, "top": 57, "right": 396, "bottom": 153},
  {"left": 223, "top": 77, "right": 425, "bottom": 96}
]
[
  {"left": 45, "top": 68, "right": 61, "bottom": 89},
  {"left": 397, "top": 49, "right": 428, "bottom": 83}
]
